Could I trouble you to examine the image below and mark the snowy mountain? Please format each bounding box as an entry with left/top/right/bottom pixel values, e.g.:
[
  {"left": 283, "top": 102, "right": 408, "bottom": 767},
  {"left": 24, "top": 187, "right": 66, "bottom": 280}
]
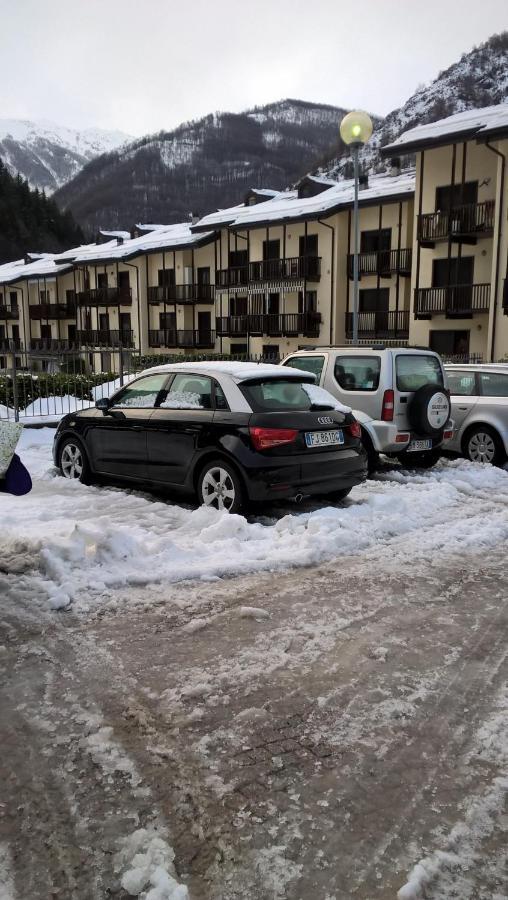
[
  {"left": 0, "top": 119, "right": 133, "bottom": 194},
  {"left": 316, "top": 31, "right": 508, "bottom": 180},
  {"left": 54, "top": 99, "right": 376, "bottom": 232}
]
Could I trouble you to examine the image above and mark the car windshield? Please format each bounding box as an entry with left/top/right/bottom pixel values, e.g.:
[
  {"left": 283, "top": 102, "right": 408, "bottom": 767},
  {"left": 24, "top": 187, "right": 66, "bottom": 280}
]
[
  {"left": 240, "top": 378, "right": 342, "bottom": 412},
  {"left": 396, "top": 355, "right": 443, "bottom": 392}
]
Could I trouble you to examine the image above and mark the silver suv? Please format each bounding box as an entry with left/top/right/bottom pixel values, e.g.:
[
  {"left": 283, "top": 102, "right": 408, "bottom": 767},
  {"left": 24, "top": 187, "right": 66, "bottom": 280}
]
[
  {"left": 444, "top": 364, "right": 508, "bottom": 466},
  {"left": 281, "top": 346, "right": 453, "bottom": 471}
]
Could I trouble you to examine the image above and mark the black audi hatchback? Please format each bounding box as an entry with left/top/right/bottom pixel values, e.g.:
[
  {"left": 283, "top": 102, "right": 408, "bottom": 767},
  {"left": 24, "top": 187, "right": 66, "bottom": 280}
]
[{"left": 53, "top": 362, "right": 367, "bottom": 512}]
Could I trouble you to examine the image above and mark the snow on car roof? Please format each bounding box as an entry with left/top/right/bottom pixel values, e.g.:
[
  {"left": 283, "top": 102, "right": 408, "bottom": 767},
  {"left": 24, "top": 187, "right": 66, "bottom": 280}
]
[{"left": 141, "top": 360, "right": 315, "bottom": 383}]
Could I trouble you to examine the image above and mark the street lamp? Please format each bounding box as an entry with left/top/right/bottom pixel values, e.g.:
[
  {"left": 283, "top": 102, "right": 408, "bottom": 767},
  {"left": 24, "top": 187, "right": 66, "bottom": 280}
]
[{"left": 340, "top": 110, "right": 373, "bottom": 345}]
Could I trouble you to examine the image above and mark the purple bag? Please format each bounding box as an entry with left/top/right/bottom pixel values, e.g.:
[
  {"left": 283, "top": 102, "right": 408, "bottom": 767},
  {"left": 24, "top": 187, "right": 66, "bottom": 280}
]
[{"left": 1, "top": 453, "right": 32, "bottom": 495}]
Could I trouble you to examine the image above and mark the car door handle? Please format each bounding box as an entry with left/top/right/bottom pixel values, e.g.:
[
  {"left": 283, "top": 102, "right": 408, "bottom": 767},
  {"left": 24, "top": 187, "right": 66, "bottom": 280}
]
[
  {"left": 131, "top": 425, "right": 144, "bottom": 431},
  {"left": 458, "top": 406, "right": 468, "bottom": 411}
]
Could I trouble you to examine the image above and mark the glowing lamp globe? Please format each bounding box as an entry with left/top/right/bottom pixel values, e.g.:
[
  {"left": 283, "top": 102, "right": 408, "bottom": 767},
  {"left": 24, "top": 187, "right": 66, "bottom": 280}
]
[{"left": 340, "top": 111, "right": 373, "bottom": 146}]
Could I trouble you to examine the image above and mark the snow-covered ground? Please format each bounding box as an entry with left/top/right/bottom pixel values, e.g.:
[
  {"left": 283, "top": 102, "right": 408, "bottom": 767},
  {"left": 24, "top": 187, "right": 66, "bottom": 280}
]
[{"left": 5, "top": 427, "right": 508, "bottom": 614}]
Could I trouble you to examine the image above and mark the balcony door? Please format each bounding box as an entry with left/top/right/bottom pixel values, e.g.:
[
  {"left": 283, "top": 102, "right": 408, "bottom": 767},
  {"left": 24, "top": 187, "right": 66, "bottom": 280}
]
[
  {"left": 119, "top": 312, "right": 131, "bottom": 344},
  {"left": 262, "top": 240, "right": 280, "bottom": 280},
  {"left": 361, "top": 229, "right": 391, "bottom": 273},
  {"left": 435, "top": 181, "right": 477, "bottom": 212},
  {"left": 99, "top": 313, "right": 109, "bottom": 341},
  {"left": 359, "top": 288, "right": 389, "bottom": 335},
  {"left": 197, "top": 311, "right": 212, "bottom": 345},
  {"left": 433, "top": 257, "right": 474, "bottom": 315},
  {"left": 118, "top": 270, "right": 130, "bottom": 301},
  {"left": 429, "top": 330, "right": 470, "bottom": 358}
]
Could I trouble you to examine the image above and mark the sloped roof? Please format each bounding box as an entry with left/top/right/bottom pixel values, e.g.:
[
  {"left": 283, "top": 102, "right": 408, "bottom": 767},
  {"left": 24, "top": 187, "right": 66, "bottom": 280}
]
[{"left": 381, "top": 103, "right": 508, "bottom": 155}]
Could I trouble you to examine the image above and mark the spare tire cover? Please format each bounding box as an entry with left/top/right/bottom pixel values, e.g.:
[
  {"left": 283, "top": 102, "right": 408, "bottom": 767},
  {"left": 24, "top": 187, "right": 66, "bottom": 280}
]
[{"left": 408, "top": 385, "right": 451, "bottom": 436}]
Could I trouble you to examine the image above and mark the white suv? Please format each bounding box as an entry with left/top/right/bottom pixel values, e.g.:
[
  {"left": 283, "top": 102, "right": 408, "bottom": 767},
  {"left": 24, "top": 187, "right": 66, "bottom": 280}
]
[{"left": 281, "top": 346, "right": 453, "bottom": 471}]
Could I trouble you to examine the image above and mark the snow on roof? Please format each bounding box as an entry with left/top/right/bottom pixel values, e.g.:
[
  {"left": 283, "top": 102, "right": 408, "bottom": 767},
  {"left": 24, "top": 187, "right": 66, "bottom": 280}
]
[
  {"left": 65, "top": 222, "right": 216, "bottom": 264},
  {"left": 140, "top": 360, "right": 314, "bottom": 382},
  {"left": 225, "top": 170, "right": 415, "bottom": 229},
  {"left": 192, "top": 191, "right": 293, "bottom": 231},
  {"left": 382, "top": 103, "right": 508, "bottom": 155},
  {"left": 99, "top": 229, "right": 131, "bottom": 240},
  {"left": 0, "top": 254, "right": 73, "bottom": 285}
]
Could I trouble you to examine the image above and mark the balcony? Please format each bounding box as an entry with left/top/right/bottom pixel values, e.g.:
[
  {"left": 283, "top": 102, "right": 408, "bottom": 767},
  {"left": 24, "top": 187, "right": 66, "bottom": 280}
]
[
  {"left": 216, "top": 312, "right": 322, "bottom": 338},
  {"left": 216, "top": 256, "right": 321, "bottom": 287},
  {"left": 347, "top": 249, "right": 412, "bottom": 278},
  {"left": 29, "top": 302, "right": 76, "bottom": 320},
  {"left": 216, "top": 266, "right": 249, "bottom": 288},
  {"left": 147, "top": 329, "right": 216, "bottom": 349},
  {"left": 29, "top": 338, "right": 76, "bottom": 352},
  {"left": 77, "top": 287, "right": 132, "bottom": 306},
  {"left": 0, "top": 305, "right": 19, "bottom": 320},
  {"left": 76, "top": 329, "right": 134, "bottom": 347},
  {"left": 147, "top": 284, "right": 215, "bottom": 304},
  {"left": 0, "top": 338, "right": 22, "bottom": 352},
  {"left": 414, "top": 283, "right": 491, "bottom": 318},
  {"left": 345, "top": 309, "right": 410, "bottom": 340},
  {"left": 248, "top": 256, "right": 321, "bottom": 282},
  {"left": 417, "top": 200, "right": 495, "bottom": 246}
]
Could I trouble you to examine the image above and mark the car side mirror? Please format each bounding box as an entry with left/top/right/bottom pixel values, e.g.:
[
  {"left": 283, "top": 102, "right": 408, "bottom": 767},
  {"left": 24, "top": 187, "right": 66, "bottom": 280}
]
[{"left": 95, "top": 397, "right": 110, "bottom": 412}]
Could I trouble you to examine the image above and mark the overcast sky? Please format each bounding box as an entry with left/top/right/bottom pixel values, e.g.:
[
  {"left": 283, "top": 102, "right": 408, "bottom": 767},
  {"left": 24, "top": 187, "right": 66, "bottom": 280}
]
[{"left": 1, "top": 0, "right": 507, "bottom": 137}]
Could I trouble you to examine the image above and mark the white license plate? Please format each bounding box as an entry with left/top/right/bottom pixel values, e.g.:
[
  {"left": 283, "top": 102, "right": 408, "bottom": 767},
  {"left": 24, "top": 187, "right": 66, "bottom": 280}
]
[
  {"left": 407, "top": 439, "right": 432, "bottom": 452},
  {"left": 305, "top": 429, "right": 344, "bottom": 448}
]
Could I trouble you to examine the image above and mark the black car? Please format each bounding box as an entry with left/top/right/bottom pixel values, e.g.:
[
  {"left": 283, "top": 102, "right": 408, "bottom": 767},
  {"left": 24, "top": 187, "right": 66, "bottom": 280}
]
[{"left": 53, "top": 362, "right": 368, "bottom": 513}]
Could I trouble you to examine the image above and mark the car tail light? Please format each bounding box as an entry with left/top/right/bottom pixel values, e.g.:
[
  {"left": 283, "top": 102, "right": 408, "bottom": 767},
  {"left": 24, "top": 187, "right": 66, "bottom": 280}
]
[
  {"left": 249, "top": 426, "right": 298, "bottom": 451},
  {"left": 381, "top": 389, "right": 394, "bottom": 422},
  {"left": 443, "top": 429, "right": 454, "bottom": 441},
  {"left": 395, "top": 432, "right": 410, "bottom": 443},
  {"left": 348, "top": 421, "right": 362, "bottom": 439}
]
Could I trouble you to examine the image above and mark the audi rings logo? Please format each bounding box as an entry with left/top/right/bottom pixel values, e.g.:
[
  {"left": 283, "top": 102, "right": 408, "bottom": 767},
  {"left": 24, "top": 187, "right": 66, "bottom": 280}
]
[{"left": 317, "top": 416, "right": 334, "bottom": 425}]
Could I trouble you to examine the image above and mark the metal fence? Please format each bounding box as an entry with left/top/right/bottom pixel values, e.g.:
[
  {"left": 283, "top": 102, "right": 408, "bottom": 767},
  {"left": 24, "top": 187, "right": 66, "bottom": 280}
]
[{"left": 0, "top": 347, "right": 281, "bottom": 421}]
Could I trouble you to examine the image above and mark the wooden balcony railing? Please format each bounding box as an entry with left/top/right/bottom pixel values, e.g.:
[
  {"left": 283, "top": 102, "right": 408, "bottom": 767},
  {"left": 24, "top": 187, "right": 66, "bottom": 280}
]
[
  {"left": 215, "top": 266, "right": 249, "bottom": 288},
  {"left": 0, "top": 305, "right": 20, "bottom": 319},
  {"left": 0, "top": 338, "right": 22, "bottom": 352},
  {"left": 345, "top": 309, "right": 410, "bottom": 339},
  {"left": 216, "top": 313, "right": 321, "bottom": 338},
  {"left": 77, "top": 287, "right": 132, "bottom": 306},
  {"left": 147, "top": 284, "right": 215, "bottom": 304},
  {"left": 147, "top": 329, "right": 216, "bottom": 349},
  {"left": 76, "top": 329, "right": 134, "bottom": 347},
  {"left": 29, "top": 303, "right": 76, "bottom": 320},
  {"left": 417, "top": 200, "right": 495, "bottom": 244},
  {"left": 414, "top": 283, "right": 491, "bottom": 318},
  {"left": 29, "top": 339, "right": 78, "bottom": 352},
  {"left": 347, "top": 248, "right": 412, "bottom": 278},
  {"left": 248, "top": 256, "right": 321, "bottom": 282}
]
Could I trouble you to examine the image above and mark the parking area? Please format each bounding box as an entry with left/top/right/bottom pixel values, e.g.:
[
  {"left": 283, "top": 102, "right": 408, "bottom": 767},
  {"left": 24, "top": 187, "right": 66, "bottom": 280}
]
[{"left": 1, "top": 429, "right": 507, "bottom": 899}]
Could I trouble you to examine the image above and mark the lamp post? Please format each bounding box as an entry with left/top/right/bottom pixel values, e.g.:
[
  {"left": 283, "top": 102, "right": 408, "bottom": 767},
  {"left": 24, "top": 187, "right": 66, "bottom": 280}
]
[{"left": 339, "top": 110, "right": 373, "bottom": 345}]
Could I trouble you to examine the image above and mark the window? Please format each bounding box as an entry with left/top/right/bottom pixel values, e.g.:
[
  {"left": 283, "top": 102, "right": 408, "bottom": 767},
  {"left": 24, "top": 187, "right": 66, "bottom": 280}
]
[
  {"left": 478, "top": 372, "right": 508, "bottom": 398},
  {"left": 230, "top": 296, "right": 247, "bottom": 316},
  {"left": 97, "top": 273, "right": 108, "bottom": 288},
  {"left": 262, "top": 240, "right": 280, "bottom": 260},
  {"left": 360, "top": 229, "right": 391, "bottom": 253},
  {"left": 447, "top": 371, "right": 477, "bottom": 396},
  {"left": 9, "top": 291, "right": 18, "bottom": 307},
  {"left": 334, "top": 356, "right": 381, "bottom": 391},
  {"left": 158, "top": 269, "right": 175, "bottom": 287},
  {"left": 299, "top": 234, "right": 318, "bottom": 256},
  {"left": 395, "top": 355, "right": 443, "bottom": 392},
  {"left": 160, "top": 373, "right": 213, "bottom": 410},
  {"left": 197, "top": 267, "right": 210, "bottom": 286},
  {"left": 436, "top": 181, "right": 478, "bottom": 211},
  {"left": 39, "top": 290, "right": 50, "bottom": 302},
  {"left": 284, "top": 355, "right": 325, "bottom": 382},
  {"left": 68, "top": 324, "right": 76, "bottom": 343},
  {"left": 262, "top": 345, "right": 279, "bottom": 360},
  {"left": 240, "top": 378, "right": 325, "bottom": 411},
  {"left": 432, "top": 257, "right": 474, "bottom": 287},
  {"left": 229, "top": 250, "right": 248, "bottom": 268},
  {"left": 298, "top": 291, "right": 317, "bottom": 314},
  {"left": 231, "top": 343, "right": 247, "bottom": 355},
  {"left": 160, "top": 312, "right": 176, "bottom": 330},
  {"left": 66, "top": 289, "right": 76, "bottom": 306},
  {"left": 359, "top": 288, "right": 389, "bottom": 313},
  {"left": 214, "top": 383, "right": 229, "bottom": 410},
  {"left": 113, "top": 373, "right": 169, "bottom": 408},
  {"left": 118, "top": 271, "right": 130, "bottom": 296},
  {"left": 430, "top": 330, "right": 470, "bottom": 357}
]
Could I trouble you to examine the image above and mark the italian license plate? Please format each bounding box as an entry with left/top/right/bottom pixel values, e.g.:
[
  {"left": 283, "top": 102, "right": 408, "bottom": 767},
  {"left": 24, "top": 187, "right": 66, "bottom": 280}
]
[
  {"left": 305, "top": 429, "right": 344, "bottom": 448},
  {"left": 407, "top": 438, "right": 432, "bottom": 452}
]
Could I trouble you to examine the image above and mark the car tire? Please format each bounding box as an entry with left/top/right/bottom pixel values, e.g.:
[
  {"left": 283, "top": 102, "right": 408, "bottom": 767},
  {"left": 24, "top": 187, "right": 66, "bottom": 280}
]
[
  {"left": 329, "top": 487, "right": 352, "bottom": 502},
  {"left": 396, "top": 448, "right": 441, "bottom": 469},
  {"left": 408, "top": 385, "right": 451, "bottom": 437},
  {"left": 361, "top": 430, "right": 379, "bottom": 475},
  {"left": 58, "top": 436, "right": 93, "bottom": 484},
  {"left": 463, "top": 426, "right": 506, "bottom": 467},
  {"left": 197, "top": 459, "right": 244, "bottom": 514}
]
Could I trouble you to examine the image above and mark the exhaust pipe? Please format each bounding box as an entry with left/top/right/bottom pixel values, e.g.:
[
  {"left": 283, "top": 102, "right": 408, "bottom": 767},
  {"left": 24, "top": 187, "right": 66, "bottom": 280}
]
[{"left": 293, "top": 493, "right": 304, "bottom": 504}]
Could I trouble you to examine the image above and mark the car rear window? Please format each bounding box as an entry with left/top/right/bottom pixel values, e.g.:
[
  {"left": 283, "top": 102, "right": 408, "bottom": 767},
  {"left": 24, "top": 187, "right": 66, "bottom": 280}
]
[
  {"left": 283, "top": 355, "right": 325, "bottom": 382},
  {"left": 479, "top": 371, "right": 508, "bottom": 397},
  {"left": 334, "top": 356, "right": 381, "bottom": 391},
  {"left": 396, "top": 355, "right": 443, "bottom": 392},
  {"left": 447, "top": 371, "right": 477, "bottom": 396},
  {"left": 240, "top": 378, "right": 337, "bottom": 412}
]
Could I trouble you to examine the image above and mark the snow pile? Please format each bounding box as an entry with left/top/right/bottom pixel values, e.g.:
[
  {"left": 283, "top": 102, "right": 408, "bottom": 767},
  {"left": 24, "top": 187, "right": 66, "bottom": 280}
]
[
  {"left": 115, "top": 827, "right": 188, "bottom": 899},
  {"left": 0, "top": 843, "right": 15, "bottom": 900},
  {"left": 302, "top": 382, "right": 351, "bottom": 413},
  {"left": 397, "top": 683, "right": 508, "bottom": 899},
  {"left": 4, "top": 430, "right": 508, "bottom": 613}
]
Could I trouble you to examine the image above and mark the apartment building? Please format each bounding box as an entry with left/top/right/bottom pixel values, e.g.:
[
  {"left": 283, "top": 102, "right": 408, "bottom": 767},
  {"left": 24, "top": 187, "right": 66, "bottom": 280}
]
[
  {"left": 1, "top": 102, "right": 506, "bottom": 371},
  {"left": 382, "top": 104, "right": 508, "bottom": 361},
  {"left": 191, "top": 170, "right": 414, "bottom": 358}
]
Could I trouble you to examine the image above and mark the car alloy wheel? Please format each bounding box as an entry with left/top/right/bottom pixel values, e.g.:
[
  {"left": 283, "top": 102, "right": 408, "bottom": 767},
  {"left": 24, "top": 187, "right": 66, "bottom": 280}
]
[
  {"left": 60, "top": 442, "right": 84, "bottom": 479},
  {"left": 201, "top": 465, "right": 237, "bottom": 511},
  {"left": 468, "top": 431, "right": 496, "bottom": 464}
]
